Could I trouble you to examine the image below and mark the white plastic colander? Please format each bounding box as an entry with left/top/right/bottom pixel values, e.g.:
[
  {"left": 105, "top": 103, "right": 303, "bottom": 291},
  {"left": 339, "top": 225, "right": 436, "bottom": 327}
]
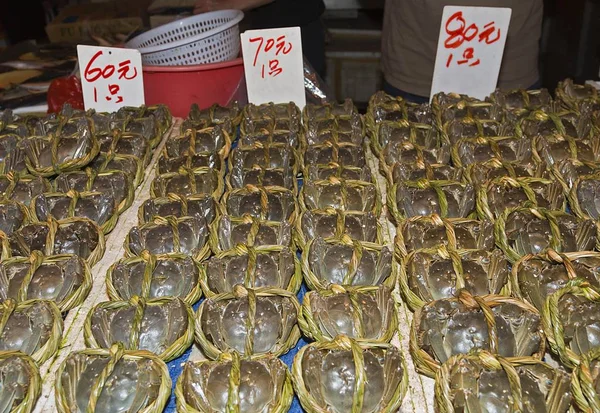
[{"left": 125, "top": 10, "right": 244, "bottom": 66}]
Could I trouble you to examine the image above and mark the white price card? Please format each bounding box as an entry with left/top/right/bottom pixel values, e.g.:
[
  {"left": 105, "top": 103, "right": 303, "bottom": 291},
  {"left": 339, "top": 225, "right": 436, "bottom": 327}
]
[
  {"left": 430, "top": 6, "right": 512, "bottom": 101},
  {"left": 77, "top": 45, "right": 145, "bottom": 112},
  {"left": 241, "top": 27, "right": 306, "bottom": 108}
]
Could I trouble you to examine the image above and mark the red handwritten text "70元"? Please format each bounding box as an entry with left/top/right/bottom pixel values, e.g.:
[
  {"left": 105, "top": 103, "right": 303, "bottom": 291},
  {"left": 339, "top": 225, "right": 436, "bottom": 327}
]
[
  {"left": 444, "top": 11, "right": 501, "bottom": 68},
  {"left": 249, "top": 35, "right": 293, "bottom": 79},
  {"left": 84, "top": 50, "right": 138, "bottom": 103}
]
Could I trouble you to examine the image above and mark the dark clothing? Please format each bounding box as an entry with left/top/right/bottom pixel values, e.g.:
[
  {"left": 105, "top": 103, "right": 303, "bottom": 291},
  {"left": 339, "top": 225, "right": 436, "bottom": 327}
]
[
  {"left": 244, "top": 0, "right": 325, "bottom": 29},
  {"left": 382, "top": 0, "right": 543, "bottom": 97},
  {"left": 242, "top": 0, "right": 326, "bottom": 77}
]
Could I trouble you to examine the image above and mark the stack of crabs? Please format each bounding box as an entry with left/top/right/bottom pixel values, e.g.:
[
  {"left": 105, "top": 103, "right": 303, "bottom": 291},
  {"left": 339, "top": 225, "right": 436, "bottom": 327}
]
[
  {"left": 380, "top": 79, "right": 600, "bottom": 413},
  {"left": 0, "top": 104, "right": 172, "bottom": 413}
]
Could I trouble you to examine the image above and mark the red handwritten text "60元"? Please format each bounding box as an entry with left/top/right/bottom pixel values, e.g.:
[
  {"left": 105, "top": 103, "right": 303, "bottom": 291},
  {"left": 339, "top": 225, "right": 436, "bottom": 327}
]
[
  {"left": 444, "top": 11, "right": 501, "bottom": 68},
  {"left": 249, "top": 35, "right": 293, "bottom": 79},
  {"left": 84, "top": 50, "right": 138, "bottom": 103}
]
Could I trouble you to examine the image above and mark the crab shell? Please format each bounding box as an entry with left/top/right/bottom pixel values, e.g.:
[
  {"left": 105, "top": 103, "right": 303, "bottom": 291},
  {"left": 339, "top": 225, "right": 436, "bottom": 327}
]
[
  {"left": 240, "top": 130, "right": 299, "bottom": 148},
  {"left": 150, "top": 167, "right": 223, "bottom": 199},
  {"left": 31, "top": 191, "right": 118, "bottom": 234},
  {"left": 489, "top": 88, "right": 553, "bottom": 112},
  {"left": 304, "top": 142, "right": 366, "bottom": 168},
  {"left": 23, "top": 118, "right": 99, "bottom": 177},
  {"left": 183, "top": 103, "right": 238, "bottom": 131},
  {"left": 292, "top": 335, "right": 408, "bottom": 413},
  {"left": 137, "top": 194, "right": 218, "bottom": 226},
  {"left": 89, "top": 150, "right": 144, "bottom": 187},
  {"left": 84, "top": 296, "right": 194, "bottom": 362},
  {"left": 126, "top": 215, "right": 210, "bottom": 262},
  {"left": 0, "top": 174, "right": 51, "bottom": 206},
  {"left": 400, "top": 247, "right": 510, "bottom": 311},
  {"left": 176, "top": 352, "right": 292, "bottom": 413},
  {"left": 389, "top": 162, "right": 462, "bottom": 183},
  {"left": 434, "top": 350, "right": 572, "bottom": 413},
  {"left": 495, "top": 207, "right": 599, "bottom": 263},
  {"left": 8, "top": 217, "right": 105, "bottom": 265},
  {"left": 0, "top": 351, "right": 40, "bottom": 413},
  {"left": 222, "top": 185, "right": 297, "bottom": 223},
  {"left": 228, "top": 164, "right": 296, "bottom": 191},
  {"left": 55, "top": 343, "right": 171, "bottom": 413},
  {"left": 373, "top": 120, "right": 438, "bottom": 155},
  {"left": 211, "top": 215, "right": 292, "bottom": 252},
  {"left": 388, "top": 180, "right": 475, "bottom": 222},
  {"left": 0, "top": 199, "right": 30, "bottom": 236},
  {"left": 0, "top": 299, "right": 62, "bottom": 364},
  {"left": 302, "top": 177, "right": 380, "bottom": 214},
  {"left": 230, "top": 143, "right": 297, "bottom": 171},
  {"left": 0, "top": 252, "right": 92, "bottom": 312},
  {"left": 302, "top": 236, "right": 394, "bottom": 291},
  {"left": 299, "top": 285, "right": 396, "bottom": 343},
  {"left": 569, "top": 173, "right": 600, "bottom": 220},
  {"left": 452, "top": 136, "right": 533, "bottom": 167},
  {"left": 410, "top": 290, "right": 545, "bottom": 378},
  {"left": 167, "top": 125, "right": 231, "bottom": 156},
  {"left": 303, "top": 99, "right": 358, "bottom": 122},
  {"left": 304, "top": 163, "right": 372, "bottom": 183},
  {"left": 542, "top": 279, "right": 600, "bottom": 368},
  {"left": 201, "top": 245, "right": 301, "bottom": 296},
  {"left": 0, "top": 133, "right": 27, "bottom": 175},
  {"left": 465, "top": 158, "right": 549, "bottom": 186},
  {"left": 54, "top": 169, "right": 135, "bottom": 214},
  {"left": 476, "top": 176, "right": 565, "bottom": 221},
  {"left": 511, "top": 250, "right": 600, "bottom": 312},
  {"left": 381, "top": 140, "right": 450, "bottom": 167},
  {"left": 195, "top": 286, "right": 300, "bottom": 359},
  {"left": 158, "top": 150, "right": 223, "bottom": 176},
  {"left": 395, "top": 215, "right": 495, "bottom": 258},
  {"left": 97, "top": 132, "right": 150, "bottom": 166},
  {"left": 297, "top": 209, "right": 381, "bottom": 248}
]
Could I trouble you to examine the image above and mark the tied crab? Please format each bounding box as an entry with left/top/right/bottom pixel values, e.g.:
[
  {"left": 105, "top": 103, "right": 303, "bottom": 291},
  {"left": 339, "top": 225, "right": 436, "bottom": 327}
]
[
  {"left": 84, "top": 296, "right": 194, "bottom": 362},
  {"left": 299, "top": 285, "right": 396, "bottom": 343},
  {"left": 399, "top": 246, "right": 510, "bottom": 311},
  {"left": 0, "top": 351, "right": 40, "bottom": 413},
  {"left": 292, "top": 335, "right": 408, "bottom": 413},
  {"left": 434, "top": 350, "right": 572, "bottom": 413},
  {"left": 55, "top": 343, "right": 171, "bottom": 413},
  {"left": 195, "top": 286, "right": 300, "bottom": 359},
  {"left": 106, "top": 252, "right": 203, "bottom": 305},
  {"left": 495, "top": 206, "right": 599, "bottom": 263},
  {"left": 410, "top": 289, "right": 545, "bottom": 378},
  {"left": 201, "top": 244, "right": 301, "bottom": 296},
  {"left": 175, "top": 352, "right": 292, "bottom": 413},
  {"left": 395, "top": 215, "right": 495, "bottom": 258},
  {"left": 302, "top": 236, "right": 394, "bottom": 291},
  {"left": 542, "top": 279, "right": 600, "bottom": 368},
  {"left": 388, "top": 179, "right": 475, "bottom": 222}
]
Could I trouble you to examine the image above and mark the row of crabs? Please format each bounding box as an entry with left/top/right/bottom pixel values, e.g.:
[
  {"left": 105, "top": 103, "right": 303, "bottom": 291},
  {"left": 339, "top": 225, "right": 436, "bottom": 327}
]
[
  {"left": 6, "top": 76, "right": 600, "bottom": 413},
  {"left": 57, "top": 81, "right": 600, "bottom": 413},
  {"left": 372, "top": 79, "right": 600, "bottom": 413},
  {"left": 0, "top": 104, "right": 173, "bottom": 413}
]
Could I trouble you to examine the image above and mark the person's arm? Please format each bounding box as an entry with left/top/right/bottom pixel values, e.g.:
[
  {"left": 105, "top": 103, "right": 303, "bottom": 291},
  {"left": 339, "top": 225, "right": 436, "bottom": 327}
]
[{"left": 194, "top": 0, "right": 274, "bottom": 13}]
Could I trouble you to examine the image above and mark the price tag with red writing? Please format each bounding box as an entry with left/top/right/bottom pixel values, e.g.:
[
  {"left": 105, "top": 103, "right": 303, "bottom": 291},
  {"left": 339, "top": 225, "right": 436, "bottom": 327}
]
[
  {"left": 77, "top": 45, "right": 144, "bottom": 112},
  {"left": 430, "top": 6, "right": 512, "bottom": 101},
  {"left": 241, "top": 27, "right": 306, "bottom": 108}
]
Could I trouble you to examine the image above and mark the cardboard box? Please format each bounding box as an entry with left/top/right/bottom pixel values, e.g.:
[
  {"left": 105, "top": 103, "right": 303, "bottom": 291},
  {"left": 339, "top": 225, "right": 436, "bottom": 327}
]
[{"left": 45, "top": 2, "right": 144, "bottom": 43}]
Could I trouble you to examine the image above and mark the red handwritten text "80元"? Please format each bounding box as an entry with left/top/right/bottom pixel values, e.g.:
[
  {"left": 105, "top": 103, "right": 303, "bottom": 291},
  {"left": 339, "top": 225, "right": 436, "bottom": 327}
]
[
  {"left": 249, "top": 35, "right": 293, "bottom": 79},
  {"left": 444, "top": 11, "right": 501, "bottom": 68},
  {"left": 84, "top": 50, "right": 138, "bottom": 103}
]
